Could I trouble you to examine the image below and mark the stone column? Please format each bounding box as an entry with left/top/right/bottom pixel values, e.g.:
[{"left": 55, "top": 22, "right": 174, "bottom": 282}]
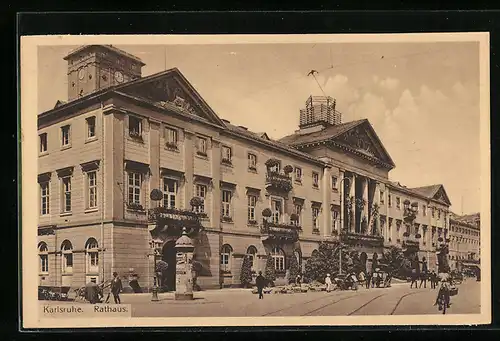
[
  {"left": 210, "top": 139, "right": 222, "bottom": 230},
  {"left": 322, "top": 166, "right": 332, "bottom": 236},
  {"left": 339, "top": 169, "right": 345, "bottom": 234},
  {"left": 362, "top": 177, "right": 369, "bottom": 234},
  {"left": 349, "top": 173, "right": 356, "bottom": 232}
]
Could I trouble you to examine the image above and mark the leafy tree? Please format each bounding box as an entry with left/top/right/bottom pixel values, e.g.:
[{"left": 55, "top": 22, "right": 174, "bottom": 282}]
[
  {"left": 264, "top": 254, "right": 276, "bottom": 286},
  {"left": 304, "top": 242, "right": 350, "bottom": 283},
  {"left": 287, "top": 255, "right": 300, "bottom": 284},
  {"left": 240, "top": 255, "right": 253, "bottom": 288},
  {"left": 382, "top": 245, "right": 411, "bottom": 279}
]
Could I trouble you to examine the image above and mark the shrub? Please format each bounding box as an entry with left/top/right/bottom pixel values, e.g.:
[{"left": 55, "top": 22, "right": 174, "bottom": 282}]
[
  {"left": 287, "top": 255, "right": 300, "bottom": 284},
  {"left": 240, "top": 255, "right": 253, "bottom": 288},
  {"left": 264, "top": 254, "right": 276, "bottom": 286},
  {"left": 303, "top": 242, "right": 349, "bottom": 283},
  {"left": 262, "top": 208, "right": 273, "bottom": 218}
]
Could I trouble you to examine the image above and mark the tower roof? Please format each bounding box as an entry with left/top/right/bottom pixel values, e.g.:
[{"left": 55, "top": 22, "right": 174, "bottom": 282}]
[{"left": 63, "top": 44, "right": 146, "bottom": 65}]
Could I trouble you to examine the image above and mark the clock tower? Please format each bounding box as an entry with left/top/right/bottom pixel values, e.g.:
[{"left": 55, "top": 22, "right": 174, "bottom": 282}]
[{"left": 64, "top": 45, "right": 145, "bottom": 101}]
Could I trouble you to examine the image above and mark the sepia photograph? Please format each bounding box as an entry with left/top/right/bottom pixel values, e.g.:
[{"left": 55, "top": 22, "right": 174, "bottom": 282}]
[{"left": 21, "top": 33, "right": 490, "bottom": 328}]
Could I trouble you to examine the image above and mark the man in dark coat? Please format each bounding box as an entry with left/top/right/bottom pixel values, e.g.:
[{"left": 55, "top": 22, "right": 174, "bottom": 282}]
[
  {"left": 419, "top": 257, "right": 429, "bottom": 288},
  {"left": 255, "top": 271, "right": 266, "bottom": 299},
  {"left": 110, "top": 272, "right": 123, "bottom": 304},
  {"left": 85, "top": 278, "right": 100, "bottom": 304}
]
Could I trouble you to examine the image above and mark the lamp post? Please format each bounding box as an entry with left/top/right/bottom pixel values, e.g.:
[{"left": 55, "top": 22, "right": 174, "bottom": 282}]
[
  {"left": 149, "top": 188, "right": 164, "bottom": 302},
  {"left": 338, "top": 177, "right": 351, "bottom": 275}
]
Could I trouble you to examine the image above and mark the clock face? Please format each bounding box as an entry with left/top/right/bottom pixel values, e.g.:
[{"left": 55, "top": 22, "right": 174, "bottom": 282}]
[
  {"left": 114, "top": 71, "right": 124, "bottom": 83},
  {"left": 78, "top": 68, "right": 86, "bottom": 80}
]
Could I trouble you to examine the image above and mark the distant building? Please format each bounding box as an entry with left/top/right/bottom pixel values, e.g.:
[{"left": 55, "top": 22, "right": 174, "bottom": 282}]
[
  {"left": 449, "top": 212, "right": 481, "bottom": 272},
  {"left": 37, "top": 45, "right": 453, "bottom": 291}
]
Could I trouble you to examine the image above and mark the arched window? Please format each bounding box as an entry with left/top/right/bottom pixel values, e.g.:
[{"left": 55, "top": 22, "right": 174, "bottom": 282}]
[
  {"left": 271, "top": 247, "right": 285, "bottom": 271},
  {"left": 85, "top": 238, "right": 99, "bottom": 274},
  {"left": 220, "top": 244, "right": 233, "bottom": 273},
  {"left": 38, "top": 242, "right": 49, "bottom": 274},
  {"left": 61, "top": 240, "right": 73, "bottom": 274},
  {"left": 311, "top": 249, "right": 319, "bottom": 258},
  {"left": 246, "top": 246, "right": 258, "bottom": 272}
]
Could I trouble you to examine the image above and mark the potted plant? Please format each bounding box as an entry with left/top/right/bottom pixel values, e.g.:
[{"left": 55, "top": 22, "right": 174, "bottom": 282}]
[
  {"left": 283, "top": 164, "right": 294, "bottom": 175},
  {"left": 265, "top": 158, "right": 280, "bottom": 168},
  {"left": 190, "top": 197, "right": 204, "bottom": 209},
  {"left": 262, "top": 208, "right": 272, "bottom": 218},
  {"left": 415, "top": 233, "right": 422, "bottom": 239},
  {"left": 290, "top": 213, "right": 299, "bottom": 225}
]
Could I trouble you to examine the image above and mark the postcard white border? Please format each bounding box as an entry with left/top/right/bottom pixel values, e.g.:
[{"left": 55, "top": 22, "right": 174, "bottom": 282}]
[{"left": 21, "top": 33, "right": 491, "bottom": 328}]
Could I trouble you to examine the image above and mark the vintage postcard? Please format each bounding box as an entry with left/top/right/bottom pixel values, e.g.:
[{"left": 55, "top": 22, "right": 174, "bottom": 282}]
[{"left": 21, "top": 33, "right": 491, "bottom": 329}]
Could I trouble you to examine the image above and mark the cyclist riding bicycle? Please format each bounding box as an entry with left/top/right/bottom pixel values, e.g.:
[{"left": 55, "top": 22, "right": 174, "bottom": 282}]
[{"left": 433, "top": 272, "right": 452, "bottom": 308}]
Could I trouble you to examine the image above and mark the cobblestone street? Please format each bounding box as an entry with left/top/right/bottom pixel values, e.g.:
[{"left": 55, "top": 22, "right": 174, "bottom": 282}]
[{"left": 84, "top": 279, "right": 480, "bottom": 317}]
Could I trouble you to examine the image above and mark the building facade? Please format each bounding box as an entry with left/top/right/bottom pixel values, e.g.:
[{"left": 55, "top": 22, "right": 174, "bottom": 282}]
[
  {"left": 449, "top": 213, "right": 481, "bottom": 271},
  {"left": 37, "top": 45, "right": 454, "bottom": 291}
]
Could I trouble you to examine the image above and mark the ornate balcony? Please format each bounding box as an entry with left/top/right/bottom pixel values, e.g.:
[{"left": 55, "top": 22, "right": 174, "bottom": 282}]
[
  {"left": 265, "top": 172, "right": 293, "bottom": 192},
  {"left": 340, "top": 231, "right": 384, "bottom": 247},
  {"left": 148, "top": 207, "right": 207, "bottom": 237},
  {"left": 260, "top": 221, "right": 300, "bottom": 243}
]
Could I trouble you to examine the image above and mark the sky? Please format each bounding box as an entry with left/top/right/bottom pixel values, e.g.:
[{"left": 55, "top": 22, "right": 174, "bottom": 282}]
[{"left": 38, "top": 41, "right": 481, "bottom": 214}]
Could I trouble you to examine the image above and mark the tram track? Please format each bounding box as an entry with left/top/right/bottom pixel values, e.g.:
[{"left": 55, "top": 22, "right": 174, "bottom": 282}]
[{"left": 389, "top": 291, "right": 423, "bottom": 315}]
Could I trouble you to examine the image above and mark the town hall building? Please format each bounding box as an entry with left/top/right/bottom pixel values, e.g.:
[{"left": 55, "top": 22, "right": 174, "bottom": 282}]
[{"left": 37, "top": 44, "right": 455, "bottom": 291}]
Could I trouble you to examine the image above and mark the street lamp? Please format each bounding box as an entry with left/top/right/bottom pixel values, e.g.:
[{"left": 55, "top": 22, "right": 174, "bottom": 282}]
[
  {"left": 149, "top": 188, "right": 164, "bottom": 302},
  {"left": 338, "top": 177, "right": 351, "bottom": 275}
]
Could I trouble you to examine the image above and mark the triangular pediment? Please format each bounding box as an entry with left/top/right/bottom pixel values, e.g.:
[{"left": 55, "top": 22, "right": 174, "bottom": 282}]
[
  {"left": 118, "top": 68, "right": 226, "bottom": 127},
  {"left": 432, "top": 185, "right": 452, "bottom": 206},
  {"left": 332, "top": 121, "right": 395, "bottom": 168}
]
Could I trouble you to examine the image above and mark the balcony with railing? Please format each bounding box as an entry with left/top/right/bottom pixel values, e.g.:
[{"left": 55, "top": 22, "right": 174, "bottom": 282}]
[
  {"left": 260, "top": 220, "right": 300, "bottom": 243},
  {"left": 340, "top": 231, "right": 384, "bottom": 247},
  {"left": 265, "top": 171, "right": 293, "bottom": 193},
  {"left": 148, "top": 206, "right": 207, "bottom": 237}
]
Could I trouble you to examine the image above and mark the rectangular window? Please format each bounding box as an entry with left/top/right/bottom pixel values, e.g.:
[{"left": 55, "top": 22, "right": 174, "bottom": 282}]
[
  {"left": 220, "top": 253, "right": 230, "bottom": 272},
  {"left": 248, "top": 153, "right": 257, "bottom": 170},
  {"left": 39, "top": 133, "right": 48, "bottom": 153},
  {"left": 129, "top": 116, "right": 142, "bottom": 138},
  {"left": 61, "top": 177, "right": 72, "bottom": 213},
  {"left": 396, "top": 197, "right": 401, "bottom": 209},
  {"left": 331, "top": 176, "right": 338, "bottom": 190},
  {"left": 388, "top": 194, "right": 392, "bottom": 207},
  {"left": 380, "top": 190, "right": 385, "bottom": 205},
  {"left": 294, "top": 204, "right": 303, "bottom": 226},
  {"left": 423, "top": 205, "right": 427, "bottom": 216},
  {"left": 195, "top": 184, "right": 207, "bottom": 213},
  {"left": 61, "top": 125, "right": 71, "bottom": 147},
  {"left": 63, "top": 253, "right": 73, "bottom": 274},
  {"left": 274, "top": 254, "right": 285, "bottom": 271},
  {"left": 163, "top": 178, "right": 177, "bottom": 208},
  {"left": 332, "top": 210, "right": 339, "bottom": 231},
  {"left": 197, "top": 137, "right": 207, "bottom": 155},
  {"left": 432, "top": 207, "right": 435, "bottom": 218},
  {"left": 271, "top": 198, "right": 283, "bottom": 224},
  {"left": 87, "top": 171, "right": 98, "bottom": 209},
  {"left": 438, "top": 210, "right": 441, "bottom": 219},
  {"left": 312, "top": 207, "right": 320, "bottom": 230},
  {"left": 165, "top": 127, "right": 178, "bottom": 147},
  {"left": 40, "top": 254, "right": 49, "bottom": 273},
  {"left": 40, "top": 182, "right": 50, "bottom": 215},
  {"left": 312, "top": 172, "right": 319, "bottom": 188},
  {"left": 294, "top": 167, "right": 302, "bottom": 182},
  {"left": 268, "top": 161, "right": 281, "bottom": 173},
  {"left": 127, "top": 172, "right": 142, "bottom": 205},
  {"left": 221, "top": 190, "right": 232, "bottom": 218},
  {"left": 247, "top": 195, "right": 257, "bottom": 222},
  {"left": 221, "top": 146, "right": 232, "bottom": 164},
  {"left": 86, "top": 116, "right": 96, "bottom": 139}
]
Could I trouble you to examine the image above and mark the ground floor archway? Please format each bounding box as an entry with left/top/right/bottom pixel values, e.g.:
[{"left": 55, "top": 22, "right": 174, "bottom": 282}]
[{"left": 162, "top": 240, "right": 177, "bottom": 291}]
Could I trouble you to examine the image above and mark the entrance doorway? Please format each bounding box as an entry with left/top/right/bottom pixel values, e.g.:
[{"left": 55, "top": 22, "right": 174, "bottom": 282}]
[{"left": 162, "top": 240, "right": 176, "bottom": 291}]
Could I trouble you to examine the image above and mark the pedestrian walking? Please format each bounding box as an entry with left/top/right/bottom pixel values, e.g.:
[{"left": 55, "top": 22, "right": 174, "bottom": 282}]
[
  {"left": 325, "top": 274, "right": 333, "bottom": 292},
  {"left": 365, "top": 271, "right": 372, "bottom": 289},
  {"left": 419, "top": 257, "right": 428, "bottom": 289},
  {"left": 85, "top": 278, "right": 100, "bottom": 304},
  {"left": 110, "top": 272, "right": 123, "bottom": 304},
  {"left": 410, "top": 268, "right": 419, "bottom": 289},
  {"left": 296, "top": 274, "right": 302, "bottom": 287},
  {"left": 255, "top": 271, "right": 266, "bottom": 299}
]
